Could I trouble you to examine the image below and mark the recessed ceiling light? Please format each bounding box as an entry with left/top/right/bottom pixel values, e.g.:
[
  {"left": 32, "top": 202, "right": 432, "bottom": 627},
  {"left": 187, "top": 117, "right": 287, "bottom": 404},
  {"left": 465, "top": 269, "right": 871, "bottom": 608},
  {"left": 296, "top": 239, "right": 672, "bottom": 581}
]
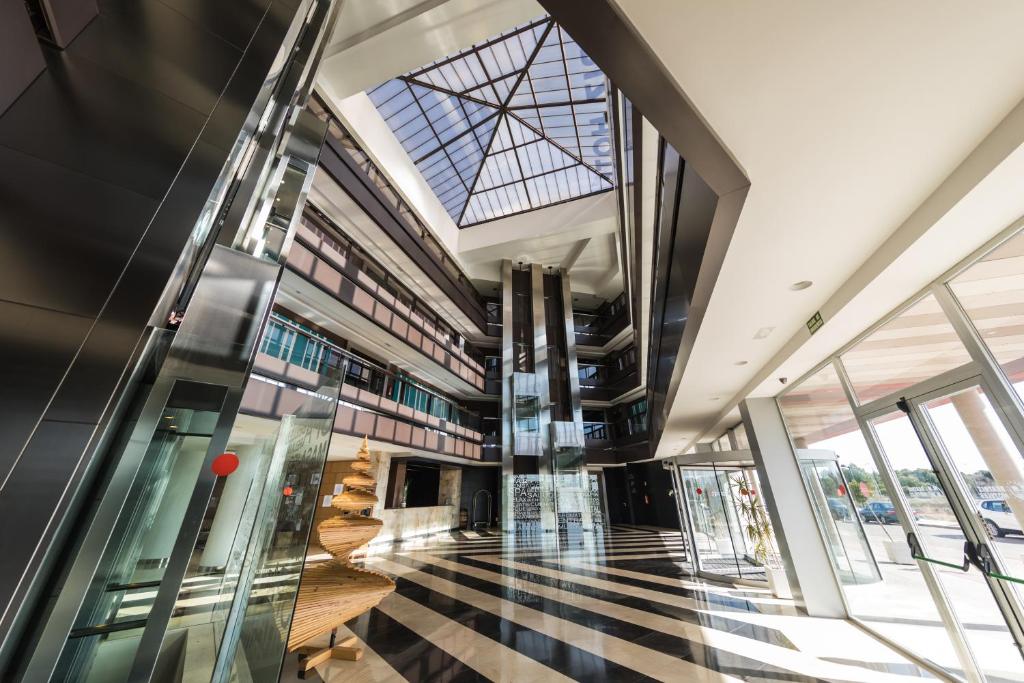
[
  {"left": 735, "top": 360, "right": 748, "bottom": 366},
  {"left": 790, "top": 280, "right": 813, "bottom": 291},
  {"left": 754, "top": 326, "right": 774, "bottom": 340},
  {"left": 710, "top": 397, "right": 721, "bottom": 401}
]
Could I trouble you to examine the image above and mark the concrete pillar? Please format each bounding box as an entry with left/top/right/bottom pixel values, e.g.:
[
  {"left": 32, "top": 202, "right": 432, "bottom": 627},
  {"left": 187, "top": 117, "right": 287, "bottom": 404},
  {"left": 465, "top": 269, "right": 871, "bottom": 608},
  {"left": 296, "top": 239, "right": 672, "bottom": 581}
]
[
  {"left": 370, "top": 451, "right": 391, "bottom": 519},
  {"left": 200, "top": 445, "right": 260, "bottom": 568},
  {"left": 440, "top": 466, "right": 462, "bottom": 528},
  {"left": 950, "top": 390, "right": 1024, "bottom": 527},
  {"left": 741, "top": 398, "right": 847, "bottom": 618}
]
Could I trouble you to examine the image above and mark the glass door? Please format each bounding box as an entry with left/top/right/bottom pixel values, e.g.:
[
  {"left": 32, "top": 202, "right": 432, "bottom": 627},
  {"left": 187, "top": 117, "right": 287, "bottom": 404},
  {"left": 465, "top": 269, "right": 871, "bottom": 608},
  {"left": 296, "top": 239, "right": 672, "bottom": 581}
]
[
  {"left": 908, "top": 379, "right": 1024, "bottom": 681},
  {"left": 677, "top": 466, "right": 771, "bottom": 583},
  {"left": 863, "top": 375, "right": 1024, "bottom": 682}
]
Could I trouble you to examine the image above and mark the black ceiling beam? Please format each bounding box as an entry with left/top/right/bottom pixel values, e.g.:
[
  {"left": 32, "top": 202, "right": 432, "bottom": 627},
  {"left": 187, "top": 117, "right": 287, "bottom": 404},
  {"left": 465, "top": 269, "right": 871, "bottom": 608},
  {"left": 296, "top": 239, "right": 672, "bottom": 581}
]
[
  {"left": 455, "top": 20, "right": 555, "bottom": 225},
  {"left": 536, "top": 0, "right": 748, "bottom": 197}
]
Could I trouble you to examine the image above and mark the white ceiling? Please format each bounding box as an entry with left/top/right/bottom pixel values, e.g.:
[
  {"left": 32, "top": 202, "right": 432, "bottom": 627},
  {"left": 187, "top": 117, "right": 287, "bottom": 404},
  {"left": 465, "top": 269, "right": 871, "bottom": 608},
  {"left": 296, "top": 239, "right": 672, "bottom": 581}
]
[
  {"left": 457, "top": 191, "right": 622, "bottom": 299},
  {"left": 610, "top": 1, "right": 1024, "bottom": 454},
  {"left": 319, "top": 0, "right": 543, "bottom": 101}
]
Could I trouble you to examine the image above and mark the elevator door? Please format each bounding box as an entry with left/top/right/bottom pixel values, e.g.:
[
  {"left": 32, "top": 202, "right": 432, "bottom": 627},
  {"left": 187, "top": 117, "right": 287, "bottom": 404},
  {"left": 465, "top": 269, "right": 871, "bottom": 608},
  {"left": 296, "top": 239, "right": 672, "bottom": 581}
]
[{"left": 862, "top": 373, "right": 1024, "bottom": 682}]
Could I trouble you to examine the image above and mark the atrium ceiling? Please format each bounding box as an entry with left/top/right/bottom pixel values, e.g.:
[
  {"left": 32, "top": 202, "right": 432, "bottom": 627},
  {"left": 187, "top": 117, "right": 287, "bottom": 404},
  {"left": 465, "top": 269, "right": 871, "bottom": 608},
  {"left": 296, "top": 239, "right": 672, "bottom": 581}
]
[{"left": 367, "top": 17, "right": 614, "bottom": 227}]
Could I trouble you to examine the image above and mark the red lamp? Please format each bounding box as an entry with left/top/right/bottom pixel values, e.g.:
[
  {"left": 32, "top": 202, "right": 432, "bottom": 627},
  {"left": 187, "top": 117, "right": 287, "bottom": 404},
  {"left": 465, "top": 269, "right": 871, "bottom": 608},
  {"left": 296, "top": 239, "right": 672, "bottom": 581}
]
[
  {"left": 283, "top": 485, "right": 294, "bottom": 496},
  {"left": 211, "top": 452, "right": 239, "bottom": 477}
]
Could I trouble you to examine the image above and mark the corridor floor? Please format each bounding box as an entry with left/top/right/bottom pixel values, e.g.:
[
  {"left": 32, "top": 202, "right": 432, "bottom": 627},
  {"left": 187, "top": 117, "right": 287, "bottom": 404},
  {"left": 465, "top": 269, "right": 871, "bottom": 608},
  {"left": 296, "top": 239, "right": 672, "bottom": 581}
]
[{"left": 301, "top": 526, "right": 938, "bottom": 682}]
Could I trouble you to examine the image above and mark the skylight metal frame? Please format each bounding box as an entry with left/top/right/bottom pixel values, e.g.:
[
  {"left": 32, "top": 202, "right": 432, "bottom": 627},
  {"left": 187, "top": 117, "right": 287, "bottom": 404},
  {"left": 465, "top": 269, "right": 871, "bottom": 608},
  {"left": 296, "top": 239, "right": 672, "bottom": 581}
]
[{"left": 369, "top": 17, "right": 615, "bottom": 228}]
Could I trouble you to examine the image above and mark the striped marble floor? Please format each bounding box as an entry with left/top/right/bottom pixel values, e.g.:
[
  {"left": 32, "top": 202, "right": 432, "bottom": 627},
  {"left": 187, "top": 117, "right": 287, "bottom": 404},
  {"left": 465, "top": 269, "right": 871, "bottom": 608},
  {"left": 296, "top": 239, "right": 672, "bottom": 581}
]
[{"left": 306, "top": 526, "right": 937, "bottom": 683}]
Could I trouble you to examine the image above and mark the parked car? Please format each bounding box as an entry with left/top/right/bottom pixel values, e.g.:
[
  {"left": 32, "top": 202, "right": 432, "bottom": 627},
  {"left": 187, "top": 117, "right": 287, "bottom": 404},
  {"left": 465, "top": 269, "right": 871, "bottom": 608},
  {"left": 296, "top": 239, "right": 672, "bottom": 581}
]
[
  {"left": 859, "top": 501, "right": 900, "bottom": 524},
  {"left": 979, "top": 499, "right": 1022, "bottom": 538},
  {"left": 827, "top": 497, "right": 851, "bottom": 521}
]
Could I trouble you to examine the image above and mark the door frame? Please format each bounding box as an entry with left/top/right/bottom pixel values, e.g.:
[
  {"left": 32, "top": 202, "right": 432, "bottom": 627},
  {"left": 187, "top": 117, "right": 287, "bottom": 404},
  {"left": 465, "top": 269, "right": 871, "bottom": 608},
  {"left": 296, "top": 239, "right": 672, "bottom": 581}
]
[{"left": 854, "top": 363, "right": 1024, "bottom": 680}]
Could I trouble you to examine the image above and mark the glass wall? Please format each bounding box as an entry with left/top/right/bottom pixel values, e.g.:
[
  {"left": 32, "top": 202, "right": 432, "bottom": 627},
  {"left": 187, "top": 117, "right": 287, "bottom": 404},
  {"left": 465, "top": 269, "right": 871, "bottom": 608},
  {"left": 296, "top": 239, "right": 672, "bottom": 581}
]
[
  {"left": 840, "top": 293, "right": 973, "bottom": 405},
  {"left": 775, "top": 223, "right": 1024, "bottom": 681},
  {"left": 778, "top": 364, "right": 964, "bottom": 675}
]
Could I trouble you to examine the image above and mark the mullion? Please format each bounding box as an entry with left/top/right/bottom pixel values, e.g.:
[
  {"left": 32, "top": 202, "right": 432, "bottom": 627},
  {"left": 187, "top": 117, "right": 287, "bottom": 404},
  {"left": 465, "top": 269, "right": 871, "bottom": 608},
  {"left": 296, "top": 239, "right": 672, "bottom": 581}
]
[
  {"left": 475, "top": 23, "right": 557, "bottom": 216},
  {"left": 456, "top": 113, "right": 505, "bottom": 225},
  {"left": 454, "top": 29, "right": 522, "bottom": 226},
  {"left": 403, "top": 17, "right": 549, "bottom": 80},
  {"left": 412, "top": 110, "right": 499, "bottom": 164},
  {"left": 556, "top": 27, "right": 587, "bottom": 171},
  {"left": 500, "top": 20, "right": 553, "bottom": 110},
  {"left": 506, "top": 110, "right": 609, "bottom": 182},
  {"left": 480, "top": 159, "right": 584, "bottom": 195},
  {"left": 400, "top": 76, "right": 494, "bottom": 111},
  {"left": 451, "top": 94, "right": 494, "bottom": 186},
  {"left": 508, "top": 98, "right": 604, "bottom": 110},
  {"left": 403, "top": 82, "right": 470, "bottom": 202}
]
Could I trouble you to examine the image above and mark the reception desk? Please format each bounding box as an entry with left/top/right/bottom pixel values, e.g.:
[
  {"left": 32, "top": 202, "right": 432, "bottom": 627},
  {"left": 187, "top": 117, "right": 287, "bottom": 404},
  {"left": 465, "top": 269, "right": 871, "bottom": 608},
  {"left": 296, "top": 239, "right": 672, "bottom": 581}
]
[{"left": 373, "top": 505, "right": 458, "bottom": 545}]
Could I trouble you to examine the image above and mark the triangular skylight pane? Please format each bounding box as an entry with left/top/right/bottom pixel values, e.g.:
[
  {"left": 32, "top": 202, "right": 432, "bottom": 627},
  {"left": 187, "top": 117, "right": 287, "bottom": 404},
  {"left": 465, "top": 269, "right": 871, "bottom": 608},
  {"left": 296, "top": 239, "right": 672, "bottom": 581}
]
[{"left": 368, "top": 17, "right": 615, "bottom": 227}]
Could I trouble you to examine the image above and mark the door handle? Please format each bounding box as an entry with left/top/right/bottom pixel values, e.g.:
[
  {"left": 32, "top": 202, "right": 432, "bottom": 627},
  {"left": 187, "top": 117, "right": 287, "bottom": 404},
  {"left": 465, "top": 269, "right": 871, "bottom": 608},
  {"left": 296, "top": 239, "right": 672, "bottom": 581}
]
[{"left": 964, "top": 540, "right": 993, "bottom": 574}]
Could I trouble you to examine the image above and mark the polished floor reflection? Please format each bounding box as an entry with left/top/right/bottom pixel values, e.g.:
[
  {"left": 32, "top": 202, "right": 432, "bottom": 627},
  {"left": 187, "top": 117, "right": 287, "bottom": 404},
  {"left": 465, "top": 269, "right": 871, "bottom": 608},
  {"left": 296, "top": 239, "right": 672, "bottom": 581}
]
[{"left": 300, "top": 526, "right": 939, "bottom": 682}]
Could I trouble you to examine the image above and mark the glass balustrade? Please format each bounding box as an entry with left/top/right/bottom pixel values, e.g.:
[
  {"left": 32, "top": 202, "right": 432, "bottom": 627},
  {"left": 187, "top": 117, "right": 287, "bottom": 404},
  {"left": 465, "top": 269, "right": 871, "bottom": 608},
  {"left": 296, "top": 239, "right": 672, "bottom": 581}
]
[{"left": 259, "top": 313, "right": 481, "bottom": 433}]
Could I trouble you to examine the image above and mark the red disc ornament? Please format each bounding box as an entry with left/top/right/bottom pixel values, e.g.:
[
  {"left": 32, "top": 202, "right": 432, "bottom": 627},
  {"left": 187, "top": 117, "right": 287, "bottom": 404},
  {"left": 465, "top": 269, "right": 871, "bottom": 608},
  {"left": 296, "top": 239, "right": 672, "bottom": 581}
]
[
  {"left": 695, "top": 487, "right": 703, "bottom": 495},
  {"left": 211, "top": 452, "right": 239, "bottom": 477},
  {"left": 283, "top": 485, "right": 294, "bottom": 496}
]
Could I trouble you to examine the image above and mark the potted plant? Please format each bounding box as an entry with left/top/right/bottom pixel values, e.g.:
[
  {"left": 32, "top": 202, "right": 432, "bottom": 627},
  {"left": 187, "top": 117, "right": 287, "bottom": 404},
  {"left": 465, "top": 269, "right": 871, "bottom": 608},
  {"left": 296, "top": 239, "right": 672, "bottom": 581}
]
[{"left": 733, "top": 481, "right": 791, "bottom": 598}]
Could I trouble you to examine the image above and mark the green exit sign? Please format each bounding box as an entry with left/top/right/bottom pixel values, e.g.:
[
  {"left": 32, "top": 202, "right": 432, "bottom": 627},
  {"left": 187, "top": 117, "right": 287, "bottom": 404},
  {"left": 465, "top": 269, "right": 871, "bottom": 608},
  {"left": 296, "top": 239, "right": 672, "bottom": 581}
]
[{"left": 806, "top": 311, "right": 824, "bottom": 335}]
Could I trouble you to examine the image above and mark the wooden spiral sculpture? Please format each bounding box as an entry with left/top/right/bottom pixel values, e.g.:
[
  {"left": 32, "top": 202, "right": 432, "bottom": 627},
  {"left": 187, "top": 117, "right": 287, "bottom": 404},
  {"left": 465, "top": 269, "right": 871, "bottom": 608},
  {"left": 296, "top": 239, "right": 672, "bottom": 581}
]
[{"left": 288, "top": 437, "right": 395, "bottom": 654}]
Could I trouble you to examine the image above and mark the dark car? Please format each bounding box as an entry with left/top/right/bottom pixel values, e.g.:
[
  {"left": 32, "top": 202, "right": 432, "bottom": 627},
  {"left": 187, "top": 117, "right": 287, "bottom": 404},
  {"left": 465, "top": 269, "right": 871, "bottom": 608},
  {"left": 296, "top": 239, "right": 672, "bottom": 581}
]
[
  {"left": 827, "top": 497, "right": 851, "bottom": 521},
  {"left": 859, "top": 501, "right": 900, "bottom": 524}
]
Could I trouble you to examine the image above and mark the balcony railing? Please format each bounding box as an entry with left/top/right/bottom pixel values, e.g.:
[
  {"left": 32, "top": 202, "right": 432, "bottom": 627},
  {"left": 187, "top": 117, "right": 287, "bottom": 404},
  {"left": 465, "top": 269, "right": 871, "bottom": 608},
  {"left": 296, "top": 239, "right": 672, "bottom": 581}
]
[
  {"left": 573, "top": 293, "right": 629, "bottom": 347},
  {"left": 258, "top": 314, "right": 483, "bottom": 434},
  {"left": 308, "top": 94, "right": 490, "bottom": 332},
  {"left": 583, "top": 406, "right": 648, "bottom": 446},
  {"left": 578, "top": 344, "right": 640, "bottom": 400},
  {"left": 286, "top": 226, "right": 486, "bottom": 391}
]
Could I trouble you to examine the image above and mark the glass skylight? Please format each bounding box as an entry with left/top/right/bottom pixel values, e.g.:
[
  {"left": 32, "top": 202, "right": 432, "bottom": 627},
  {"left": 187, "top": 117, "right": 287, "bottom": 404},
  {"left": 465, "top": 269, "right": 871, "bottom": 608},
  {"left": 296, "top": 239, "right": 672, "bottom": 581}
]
[{"left": 368, "top": 18, "right": 615, "bottom": 227}]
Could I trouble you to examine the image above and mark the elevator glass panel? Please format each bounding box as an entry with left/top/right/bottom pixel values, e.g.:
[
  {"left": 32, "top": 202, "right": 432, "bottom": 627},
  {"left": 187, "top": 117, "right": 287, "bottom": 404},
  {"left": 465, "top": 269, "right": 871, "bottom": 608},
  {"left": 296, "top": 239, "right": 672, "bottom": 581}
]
[{"left": 53, "top": 382, "right": 225, "bottom": 683}]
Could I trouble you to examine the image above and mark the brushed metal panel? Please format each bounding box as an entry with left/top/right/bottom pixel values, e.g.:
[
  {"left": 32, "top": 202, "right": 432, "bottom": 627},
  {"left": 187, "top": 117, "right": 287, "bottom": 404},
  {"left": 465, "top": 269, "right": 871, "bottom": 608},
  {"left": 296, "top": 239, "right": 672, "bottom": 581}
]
[
  {"left": 154, "top": 0, "right": 269, "bottom": 51},
  {"left": 539, "top": 0, "right": 749, "bottom": 197},
  {"left": 41, "top": 0, "right": 98, "bottom": 48},
  {"left": 0, "top": 50, "right": 207, "bottom": 201},
  {"left": 42, "top": 139, "right": 227, "bottom": 426},
  {"left": 0, "top": 419, "right": 97, "bottom": 590},
  {"left": 167, "top": 245, "right": 280, "bottom": 384},
  {"left": 0, "top": 145, "right": 159, "bottom": 317},
  {"left": 0, "top": 303, "right": 93, "bottom": 482},
  {"left": 67, "top": 0, "right": 241, "bottom": 115},
  {"left": 531, "top": 264, "right": 552, "bottom": 477},
  {"left": 0, "top": 0, "right": 44, "bottom": 117}
]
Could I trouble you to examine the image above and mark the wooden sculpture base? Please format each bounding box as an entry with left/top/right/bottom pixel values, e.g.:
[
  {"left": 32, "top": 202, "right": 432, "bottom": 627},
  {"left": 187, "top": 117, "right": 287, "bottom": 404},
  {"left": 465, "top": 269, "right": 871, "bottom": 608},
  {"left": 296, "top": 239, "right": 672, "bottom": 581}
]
[{"left": 297, "top": 632, "right": 363, "bottom": 679}]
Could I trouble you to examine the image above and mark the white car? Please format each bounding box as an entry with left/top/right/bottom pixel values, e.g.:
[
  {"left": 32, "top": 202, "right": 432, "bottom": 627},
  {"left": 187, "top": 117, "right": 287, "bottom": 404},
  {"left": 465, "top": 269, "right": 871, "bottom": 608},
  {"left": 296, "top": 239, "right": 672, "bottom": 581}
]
[{"left": 978, "top": 500, "right": 1022, "bottom": 538}]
